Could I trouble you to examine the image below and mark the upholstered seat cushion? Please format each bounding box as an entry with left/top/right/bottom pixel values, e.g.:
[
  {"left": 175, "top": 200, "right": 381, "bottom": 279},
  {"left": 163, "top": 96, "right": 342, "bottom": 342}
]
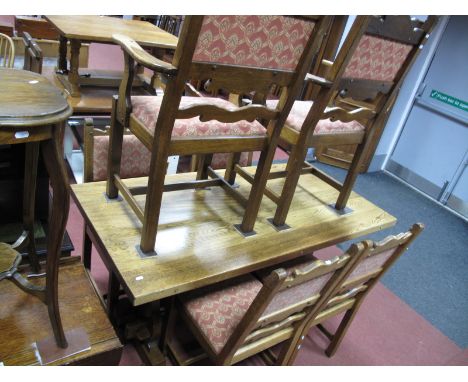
[
  {"left": 179, "top": 274, "right": 263, "bottom": 354},
  {"left": 131, "top": 96, "right": 267, "bottom": 138},
  {"left": 93, "top": 134, "right": 151, "bottom": 181},
  {"left": 266, "top": 99, "right": 365, "bottom": 135}
]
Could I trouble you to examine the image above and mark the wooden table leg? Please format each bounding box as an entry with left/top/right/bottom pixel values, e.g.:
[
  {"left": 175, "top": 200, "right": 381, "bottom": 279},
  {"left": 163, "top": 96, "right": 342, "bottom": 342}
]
[
  {"left": 68, "top": 39, "right": 82, "bottom": 97},
  {"left": 57, "top": 35, "right": 68, "bottom": 73},
  {"left": 23, "top": 142, "right": 41, "bottom": 273},
  {"left": 40, "top": 123, "right": 70, "bottom": 348}
]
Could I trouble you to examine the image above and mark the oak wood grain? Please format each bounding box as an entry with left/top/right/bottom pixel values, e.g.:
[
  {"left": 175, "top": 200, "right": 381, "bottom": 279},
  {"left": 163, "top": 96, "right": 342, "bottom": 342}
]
[
  {"left": 71, "top": 164, "right": 396, "bottom": 306},
  {"left": 45, "top": 15, "right": 178, "bottom": 49},
  {"left": 0, "top": 68, "right": 71, "bottom": 127},
  {"left": 0, "top": 260, "right": 122, "bottom": 365}
]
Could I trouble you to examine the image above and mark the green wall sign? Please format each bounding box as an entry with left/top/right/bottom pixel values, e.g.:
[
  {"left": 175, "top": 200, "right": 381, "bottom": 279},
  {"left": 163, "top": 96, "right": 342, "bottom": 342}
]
[{"left": 430, "top": 90, "right": 468, "bottom": 113}]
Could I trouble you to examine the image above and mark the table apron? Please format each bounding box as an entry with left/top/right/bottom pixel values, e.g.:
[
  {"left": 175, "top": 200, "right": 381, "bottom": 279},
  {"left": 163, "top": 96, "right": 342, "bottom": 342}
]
[{"left": 0, "top": 125, "right": 53, "bottom": 145}]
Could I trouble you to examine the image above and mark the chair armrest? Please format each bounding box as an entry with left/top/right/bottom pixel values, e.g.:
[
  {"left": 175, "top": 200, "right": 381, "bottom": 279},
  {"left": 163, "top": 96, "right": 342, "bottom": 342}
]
[{"left": 112, "top": 34, "right": 178, "bottom": 76}]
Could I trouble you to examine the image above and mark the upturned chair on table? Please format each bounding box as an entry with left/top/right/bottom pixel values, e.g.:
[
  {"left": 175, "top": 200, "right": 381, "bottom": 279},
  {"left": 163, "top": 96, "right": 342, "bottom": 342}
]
[
  {"left": 106, "top": 15, "right": 334, "bottom": 253},
  {"left": 238, "top": 16, "right": 438, "bottom": 229},
  {"left": 164, "top": 223, "right": 423, "bottom": 365}
]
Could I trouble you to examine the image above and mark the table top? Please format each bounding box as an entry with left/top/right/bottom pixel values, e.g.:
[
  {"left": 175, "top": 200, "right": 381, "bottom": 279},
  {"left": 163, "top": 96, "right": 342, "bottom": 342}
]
[
  {"left": 72, "top": 165, "right": 396, "bottom": 306},
  {"left": 0, "top": 68, "right": 72, "bottom": 127},
  {"left": 45, "top": 15, "right": 179, "bottom": 50},
  {"left": 0, "top": 259, "right": 122, "bottom": 365}
]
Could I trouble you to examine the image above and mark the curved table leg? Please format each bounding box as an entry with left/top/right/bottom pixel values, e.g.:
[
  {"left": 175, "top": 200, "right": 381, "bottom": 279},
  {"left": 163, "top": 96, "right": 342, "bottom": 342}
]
[
  {"left": 40, "top": 123, "right": 69, "bottom": 349},
  {"left": 23, "top": 142, "right": 41, "bottom": 273}
]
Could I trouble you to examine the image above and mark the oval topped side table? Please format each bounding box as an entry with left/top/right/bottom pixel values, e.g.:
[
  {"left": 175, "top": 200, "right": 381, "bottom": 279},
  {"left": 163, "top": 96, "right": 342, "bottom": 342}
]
[{"left": 0, "top": 68, "right": 72, "bottom": 348}]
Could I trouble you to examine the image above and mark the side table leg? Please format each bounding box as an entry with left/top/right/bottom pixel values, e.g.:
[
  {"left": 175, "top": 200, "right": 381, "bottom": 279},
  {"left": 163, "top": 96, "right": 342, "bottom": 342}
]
[
  {"left": 41, "top": 123, "right": 70, "bottom": 348},
  {"left": 23, "top": 142, "right": 41, "bottom": 273}
]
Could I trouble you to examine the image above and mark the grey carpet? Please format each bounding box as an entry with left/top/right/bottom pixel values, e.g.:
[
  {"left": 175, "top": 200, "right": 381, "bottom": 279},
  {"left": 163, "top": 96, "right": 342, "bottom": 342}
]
[{"left": 309, "top": 161, "right": 468, "bottom": 348}]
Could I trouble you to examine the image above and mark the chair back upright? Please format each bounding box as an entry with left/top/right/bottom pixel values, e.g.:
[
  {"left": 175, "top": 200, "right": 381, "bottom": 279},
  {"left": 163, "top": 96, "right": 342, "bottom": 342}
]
[
  {"left": 22, "top": 32, "right": 43, "bottom": 74},
  {"left": 0, "top": 32, "right": 15, "bottom": 68}
]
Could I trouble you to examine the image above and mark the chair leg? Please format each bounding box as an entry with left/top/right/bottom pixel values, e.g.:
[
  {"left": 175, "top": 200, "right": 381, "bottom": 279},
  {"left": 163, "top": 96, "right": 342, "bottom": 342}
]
[
  {"left": 139, "top": 139, "right": 171, "bottom": 253},
  {"left": 41, "top": 125, "right": 69, "bottom": 349},
  {"left": 325, "top": 303, "right": 361, "bottom": 357},
  {"left": 335, "top": 132, "right": 371, "bottom": 210},
  {"left": 224, "top": 152, "right": 241, "bottom": 185},
  {"left": 196, "top": 154, "right": 213, "bottom": 180},
  {"left": 239, "top": 144, "right": 277, "bottom": 233},
  {"left": 82, "top": 226, "right": 92, "bottom": 270},
  {"left": 106, "top": 97, "right": 125, "bottom": 199},
  {"left": 272, "top": 143, "right": 309, "bottom": 227},
  {"left": 23, "top": 142, "right": 41, "bottom": 273},
  {"left": 275, "top": 324, "right": 307, "bottom": 366}
]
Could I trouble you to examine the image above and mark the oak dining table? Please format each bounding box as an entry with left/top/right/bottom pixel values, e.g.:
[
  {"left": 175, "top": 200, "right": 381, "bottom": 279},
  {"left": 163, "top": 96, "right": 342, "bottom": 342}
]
[{"left": 71, "top": 163, "right": 397, "bottom": 364}]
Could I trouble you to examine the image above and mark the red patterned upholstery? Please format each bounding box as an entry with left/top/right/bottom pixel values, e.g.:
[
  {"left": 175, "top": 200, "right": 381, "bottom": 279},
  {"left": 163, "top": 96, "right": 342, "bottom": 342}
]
[
  {"left": 210, "top": 152, "right": 250, "bottom": 170},
  {"left": 131, "top": 96, "right": 267, "bottom": 138},
  {"left": 347, "top": 248, "right": 396, "bottom": 281},
  {"left": 180, "top": 274, "right": 262, "bottom": 354},
  {"left": 267, "top": 99, "right": 365, "bottom": 135},
  {"left": 93, "top": 134, "right": 151, "bottom": 182},
  {"left": 193, "top": 16, "right": 316, "bottom": 71},
  {"left": 343, "top": 35, "right": 412, "bottom": 82}
]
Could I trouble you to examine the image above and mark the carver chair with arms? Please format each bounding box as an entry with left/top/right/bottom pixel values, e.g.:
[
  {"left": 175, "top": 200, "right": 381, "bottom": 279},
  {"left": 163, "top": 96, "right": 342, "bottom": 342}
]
[
  {"left": 239, "top": 16, "right": 438, "bottom": 229},
  {"left": 165, "top": 223, "right": 423, "bottom": 365},
  {"left": 106, "top": 15, "right": 334, "bottom": 253}
]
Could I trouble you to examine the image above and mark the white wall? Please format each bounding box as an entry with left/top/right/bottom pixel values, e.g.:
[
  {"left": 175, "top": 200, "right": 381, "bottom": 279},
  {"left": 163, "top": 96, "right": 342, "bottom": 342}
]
[{"left": 368, "top": 16, "right": 450, "bottom": 171}]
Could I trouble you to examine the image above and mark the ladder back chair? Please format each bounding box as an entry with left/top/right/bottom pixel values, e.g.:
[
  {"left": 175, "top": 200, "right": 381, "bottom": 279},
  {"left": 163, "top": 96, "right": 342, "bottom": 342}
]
[
  {"left": 107, "top": 15, "right": 334, "bottom": 253},
  {"left": 258, "top": 16, "right": 438, "bottom": 229},
  {"left": 165, "top": 238, "right": 368, "bottom": 365},
  {"left": 274, "top": 223, "right": 424, "bottom": 364},
  {"left": 0, "top": 32, "right": 15, "bottom": 67},
  {"left": 166, "top": 223, "right": 423, "bottom": 365}
]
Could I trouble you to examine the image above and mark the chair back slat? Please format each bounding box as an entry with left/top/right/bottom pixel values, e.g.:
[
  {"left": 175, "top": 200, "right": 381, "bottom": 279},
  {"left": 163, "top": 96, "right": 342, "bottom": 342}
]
[{"left": 0, "top": 32, "right": 15, "bottom": 68}]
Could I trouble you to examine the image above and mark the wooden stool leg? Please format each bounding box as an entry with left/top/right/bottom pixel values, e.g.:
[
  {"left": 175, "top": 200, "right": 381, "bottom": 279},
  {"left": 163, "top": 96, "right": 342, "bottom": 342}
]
[
  {"left": 106, "top": 97, "right": 124, "bottom": 199},
  {"left": 41, "top": 124, "right": 69, "bottom": 348},
  {"left": 82, "top": 225, "right": 92, "bottom": 270},
  {"left": 224, "top": 152, "right": 241, "bottom": 185},
  {"left": 23, "top": 142, "right": 41, "bottom": 273}
]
